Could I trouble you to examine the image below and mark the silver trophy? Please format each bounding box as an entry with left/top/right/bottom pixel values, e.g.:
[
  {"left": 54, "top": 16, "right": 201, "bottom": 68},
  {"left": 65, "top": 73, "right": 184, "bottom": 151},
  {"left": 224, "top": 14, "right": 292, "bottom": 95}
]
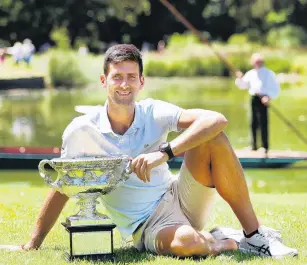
[{"left": 38, "top": 155, "right": 132, "bottom": 226}]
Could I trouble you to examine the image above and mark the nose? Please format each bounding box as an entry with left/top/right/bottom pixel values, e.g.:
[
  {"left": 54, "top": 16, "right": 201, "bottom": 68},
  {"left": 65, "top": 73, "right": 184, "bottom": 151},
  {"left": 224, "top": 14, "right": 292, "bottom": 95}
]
[{"left": 120, "top": 79, "right": 130, "bottom": 89}]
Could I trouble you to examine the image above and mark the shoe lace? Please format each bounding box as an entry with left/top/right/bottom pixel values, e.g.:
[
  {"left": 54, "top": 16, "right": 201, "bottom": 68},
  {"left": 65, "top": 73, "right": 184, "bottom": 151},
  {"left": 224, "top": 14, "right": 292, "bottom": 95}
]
[{"left": 260, "top": 226, "right": 282, "bottom": 243}]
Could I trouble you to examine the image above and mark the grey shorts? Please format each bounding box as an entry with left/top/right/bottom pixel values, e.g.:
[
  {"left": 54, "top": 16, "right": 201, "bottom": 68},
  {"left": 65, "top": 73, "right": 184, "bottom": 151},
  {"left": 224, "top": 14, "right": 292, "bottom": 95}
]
[{"left": 133, "top": 162, "right": 216, "bottom": 253}]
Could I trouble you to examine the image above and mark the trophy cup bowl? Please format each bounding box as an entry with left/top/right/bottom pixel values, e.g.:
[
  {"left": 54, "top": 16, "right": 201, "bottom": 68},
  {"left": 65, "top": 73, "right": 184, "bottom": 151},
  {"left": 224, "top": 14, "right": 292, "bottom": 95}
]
[{"left": 38, "top": 155, "right": 132, "bottom": 226}]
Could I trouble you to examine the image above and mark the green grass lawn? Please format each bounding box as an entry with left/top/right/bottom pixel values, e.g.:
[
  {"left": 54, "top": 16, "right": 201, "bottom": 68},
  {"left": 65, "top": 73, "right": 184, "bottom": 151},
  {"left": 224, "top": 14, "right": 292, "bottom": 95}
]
[{"left": 0, "top": 184, "right": 306, "bottom": 265}]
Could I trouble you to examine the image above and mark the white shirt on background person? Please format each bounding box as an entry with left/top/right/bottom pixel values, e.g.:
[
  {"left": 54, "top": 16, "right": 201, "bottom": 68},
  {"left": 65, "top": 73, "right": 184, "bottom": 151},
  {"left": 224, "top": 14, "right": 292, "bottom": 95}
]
[{"left": 235, "top": 66, "right": 280, "bottom": 99}]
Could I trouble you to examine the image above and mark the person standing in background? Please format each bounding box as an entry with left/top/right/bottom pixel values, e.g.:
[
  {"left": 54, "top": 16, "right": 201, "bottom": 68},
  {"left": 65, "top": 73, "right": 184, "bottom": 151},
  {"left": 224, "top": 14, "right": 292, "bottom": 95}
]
[{"left": 235, "top": 53, "right": 280, "bottom": 154}]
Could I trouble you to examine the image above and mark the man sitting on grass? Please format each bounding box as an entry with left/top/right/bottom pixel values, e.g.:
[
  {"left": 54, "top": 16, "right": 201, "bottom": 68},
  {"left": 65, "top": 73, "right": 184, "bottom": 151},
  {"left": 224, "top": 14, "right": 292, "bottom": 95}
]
[{"left": 8, "top": 44, "right": 298, "bottom": 258}]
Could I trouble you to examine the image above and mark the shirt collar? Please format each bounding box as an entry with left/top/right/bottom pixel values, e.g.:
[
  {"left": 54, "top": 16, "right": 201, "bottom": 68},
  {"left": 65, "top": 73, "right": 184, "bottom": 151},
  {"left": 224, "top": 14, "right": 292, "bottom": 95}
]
[{"left": 99, "top": 101, "right": 142, "bottom": 134}]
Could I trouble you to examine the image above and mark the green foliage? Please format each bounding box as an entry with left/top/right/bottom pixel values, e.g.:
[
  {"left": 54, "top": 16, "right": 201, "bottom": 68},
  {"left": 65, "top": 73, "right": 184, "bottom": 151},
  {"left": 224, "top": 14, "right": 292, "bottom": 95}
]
[
  {"left": 265, "top": 56, "right": 292, "bottom": 73},
  {"left": 48, "top": 50, "right": 88, "bottom": 87},
  {"left": 265, "top": 9, "right": 290, "bottom": 25},
  {"left": 167, "top": 33, "right": 201, "bottom": 51},
  {"left": 228, "top": 54, "right": 250, "bottom": 73},
  {"left": 266, "top": 25, "right": 307, "bottom": 48},
  {"left": 144, "top": 59, "right": 170, "bottom": 77},
  {"left": 0, "top": 38, "right": 10, "bottom": 47},
  {"left": 73, "top": 37, "right": 88, "bottom": 50},
  {"left": 105, "top": 0, "right": 150, "bottom": 25},
  {"left": 227, "top": 34, "right": 249, "bottom": 45},
  {"left": 50, "top": 27, "right": 71, "bottom": 50},
  {"left": 144, "top": 51, "right": 294, "bottom": 77},
  {"left": 245, "top": 28, "right": 264, "bottom": 44},
  {"left": 290, "top": 55, "right": 307, "bottom": 74},
  {"left": 144, "top": 56, "right": 224, "bottom": 77}
]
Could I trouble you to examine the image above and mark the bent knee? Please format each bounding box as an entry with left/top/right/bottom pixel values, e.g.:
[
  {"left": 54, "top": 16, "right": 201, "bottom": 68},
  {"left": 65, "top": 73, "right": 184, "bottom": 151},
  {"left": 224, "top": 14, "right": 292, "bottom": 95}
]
[
  {"left": 208, "top": 132, "right": 232, "bottom": 152},
  {"left": 211, "top": 132, "right": 229, "bottom": 145}
]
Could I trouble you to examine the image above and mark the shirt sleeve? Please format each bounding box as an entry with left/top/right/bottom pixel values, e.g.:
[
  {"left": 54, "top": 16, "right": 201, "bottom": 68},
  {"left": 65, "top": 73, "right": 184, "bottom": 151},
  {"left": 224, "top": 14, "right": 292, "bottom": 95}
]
[
  {"left": 60, "top": 119, "right": 85, "bottom": 158},
  {"left": 152, "top": 100, "right": 184, "bottom": 132},
  {"left": 235, "top": 71, "right": 250, "bottom": 90}
]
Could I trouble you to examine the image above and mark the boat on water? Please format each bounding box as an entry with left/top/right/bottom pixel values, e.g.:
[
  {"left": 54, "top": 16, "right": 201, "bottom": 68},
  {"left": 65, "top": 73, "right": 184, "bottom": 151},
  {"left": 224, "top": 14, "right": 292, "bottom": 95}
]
[{"left": 0, "top": 146, "right": 306, "bottom": 170}]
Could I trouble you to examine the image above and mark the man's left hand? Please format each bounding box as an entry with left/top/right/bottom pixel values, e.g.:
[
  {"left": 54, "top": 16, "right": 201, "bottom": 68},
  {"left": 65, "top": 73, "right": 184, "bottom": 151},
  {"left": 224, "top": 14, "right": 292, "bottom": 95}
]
[
  {"left": 131, "top": 151, "right": 169, "bottom": 183},
  {"left": 261, "top": 96, "right": 270, "bottom": 106},
  {"left": 0, "top": 245, "right": 23, "bottom": 251}
]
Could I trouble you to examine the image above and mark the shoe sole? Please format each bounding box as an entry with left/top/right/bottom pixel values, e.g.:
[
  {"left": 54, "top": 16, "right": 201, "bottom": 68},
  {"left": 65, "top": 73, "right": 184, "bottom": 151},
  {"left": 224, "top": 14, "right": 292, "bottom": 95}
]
[{"left": 239, "top": 247, "right": 298, "bottom": 259}]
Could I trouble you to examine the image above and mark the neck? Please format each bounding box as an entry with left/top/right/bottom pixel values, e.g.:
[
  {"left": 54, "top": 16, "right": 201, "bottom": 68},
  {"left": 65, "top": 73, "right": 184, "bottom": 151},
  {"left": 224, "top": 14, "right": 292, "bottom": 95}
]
[
  {"left": 107, "top": 102, "right": 135, "bottom": 135},
  {"left": 255, "top": 65, "right": 264, "bottom": 70}
]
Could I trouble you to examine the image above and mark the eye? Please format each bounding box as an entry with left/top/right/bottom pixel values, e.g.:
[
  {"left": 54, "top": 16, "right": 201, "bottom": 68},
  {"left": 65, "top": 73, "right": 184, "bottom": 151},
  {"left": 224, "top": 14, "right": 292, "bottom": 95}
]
[
  {"left": 113, "top": 74, "right": 122, "bottom": 80},
  {"left": 129, "top": 75, "right": 136, "bottom": 80}
]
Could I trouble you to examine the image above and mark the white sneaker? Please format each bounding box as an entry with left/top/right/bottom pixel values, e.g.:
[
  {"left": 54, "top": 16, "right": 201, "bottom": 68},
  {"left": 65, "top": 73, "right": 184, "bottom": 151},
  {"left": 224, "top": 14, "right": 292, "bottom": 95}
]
[
  {"left": 210, "top": 227, "right": 244, "bottom": 245},
  {"left": 239, "top": 226, "right": 298, "bottom": 258}
]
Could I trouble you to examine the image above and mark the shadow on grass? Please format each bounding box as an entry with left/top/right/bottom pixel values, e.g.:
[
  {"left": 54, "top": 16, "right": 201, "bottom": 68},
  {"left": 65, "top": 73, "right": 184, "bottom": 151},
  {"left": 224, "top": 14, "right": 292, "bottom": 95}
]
[
  {"left": 45, "top": 246, "right": 269, "bottom": 264},
  {"left": 114, "top": 248, "right": 260, "bottom": 264},
  {"left": 221, "top": 250, "right": 262, "bottom": 262},
  {"left": 114, "top": 247, "right": 156, "bottom": 263}
]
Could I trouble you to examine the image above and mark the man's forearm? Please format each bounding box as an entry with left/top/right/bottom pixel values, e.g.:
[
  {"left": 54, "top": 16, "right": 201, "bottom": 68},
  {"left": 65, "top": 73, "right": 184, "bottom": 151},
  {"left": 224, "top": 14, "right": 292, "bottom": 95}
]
[
  {"left": 171, "top": 114, "right": 228, "bottom": 156},
  {"left": 26, "top": 190, "right": 69, "bottom": 249}
]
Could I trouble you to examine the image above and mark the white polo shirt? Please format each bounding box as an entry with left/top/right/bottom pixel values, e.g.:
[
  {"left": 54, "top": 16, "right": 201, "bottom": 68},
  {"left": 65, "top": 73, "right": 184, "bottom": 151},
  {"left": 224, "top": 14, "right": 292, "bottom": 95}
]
[
  {"left": 60, "top": 98, "right": 183, "bottom": 238},
  {"left": 235, "top": 67, "right": 280, "bottom": 99}
]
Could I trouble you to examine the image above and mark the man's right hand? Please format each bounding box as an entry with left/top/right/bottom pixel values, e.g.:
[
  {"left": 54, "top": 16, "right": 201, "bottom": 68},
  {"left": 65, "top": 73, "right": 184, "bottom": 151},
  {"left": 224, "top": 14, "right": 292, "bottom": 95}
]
[
  {"left": 235, "top": 71, "right": 243, "bottom": 78},
  {"left": 131, "top": 151, "right": 169, "bottom": 183}
]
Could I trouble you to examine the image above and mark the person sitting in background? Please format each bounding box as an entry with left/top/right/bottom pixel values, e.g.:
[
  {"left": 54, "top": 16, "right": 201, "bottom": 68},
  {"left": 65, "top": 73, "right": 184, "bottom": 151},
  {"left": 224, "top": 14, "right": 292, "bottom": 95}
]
[
  {"left": 22, "top": 39, "right": 35, "bottom": 66},
  {"left": 235, "top": 53, "right": 280, "bottom": 154},
  {"left": 7, "top": 42, "right": 24, "bottom": 65}
]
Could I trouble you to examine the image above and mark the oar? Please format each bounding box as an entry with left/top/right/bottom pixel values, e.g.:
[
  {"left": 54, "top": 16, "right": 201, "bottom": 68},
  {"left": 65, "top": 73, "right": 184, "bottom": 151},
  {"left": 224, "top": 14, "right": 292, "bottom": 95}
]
[{"left": 159, "top": 0, "right": 307, "bottom": 147}]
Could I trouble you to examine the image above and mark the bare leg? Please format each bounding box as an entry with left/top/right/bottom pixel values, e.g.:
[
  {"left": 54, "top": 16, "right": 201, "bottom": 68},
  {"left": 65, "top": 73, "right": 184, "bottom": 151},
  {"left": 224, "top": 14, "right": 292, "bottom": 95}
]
[
  {"left": 184, "top": 132, "right": 259, "bottom": 234},
  {"left": 156, "top": 225, "right": 237, "bottom": 257}
]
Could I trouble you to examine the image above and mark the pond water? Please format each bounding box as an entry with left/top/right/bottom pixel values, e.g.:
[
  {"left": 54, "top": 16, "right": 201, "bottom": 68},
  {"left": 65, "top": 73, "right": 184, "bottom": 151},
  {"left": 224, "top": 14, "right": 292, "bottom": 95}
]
[{"left": 0, "top": 77, "right": 306, "bottom": 193}]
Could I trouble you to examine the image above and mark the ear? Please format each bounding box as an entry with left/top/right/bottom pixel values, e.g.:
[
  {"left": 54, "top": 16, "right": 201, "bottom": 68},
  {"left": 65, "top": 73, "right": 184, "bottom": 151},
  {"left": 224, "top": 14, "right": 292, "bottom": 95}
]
[
  {"left": 100, "top": 74, "right": 106, "bottom": 87},
  {"left": 139, "top": 75, "right": 145, "bottom": 90}
]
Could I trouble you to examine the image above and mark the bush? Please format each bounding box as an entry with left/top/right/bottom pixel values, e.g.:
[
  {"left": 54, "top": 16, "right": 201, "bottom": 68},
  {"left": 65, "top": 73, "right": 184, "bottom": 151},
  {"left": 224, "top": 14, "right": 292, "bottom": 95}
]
[
  {"left": 144, "top": 50, "right": 293, "bottom": 77},
  {"left": 48, "top": 50, "right": 88, "bottom": 87},
  {"left": 290, "top": 56, "right": 307, "bottom": 74},
  {"left": 265, "top": 56, "right": 291, "bottom": 73},
  {"left": 227, "top": 33, "right": 249, "bottom": 45},
  {"left": 144, "top": 56, "right": 225, "bottom": 77},
  {"left": 266, "top": 25, "right": 307, "bottom": 48},
  {"left": 144, "top": 59, "right": 170, "bottom": 77},
  {"left": 50, "top": 27, "right": 71, "bottom": 50},
  {"left": 228, "top": 54, "right": 250, "bottom": 73},
  {"left": 167, "top": 33, "right": 201, "bottom": 51},
  {"left": 246, "top": 28, "right": 264, "bottom": 44}
]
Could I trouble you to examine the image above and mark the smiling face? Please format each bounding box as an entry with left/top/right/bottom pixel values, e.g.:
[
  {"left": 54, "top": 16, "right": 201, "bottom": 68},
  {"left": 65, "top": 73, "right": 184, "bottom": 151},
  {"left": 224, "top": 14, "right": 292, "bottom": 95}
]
[{"left": 100, "top": 60, "right": 144, "bottom": 106}]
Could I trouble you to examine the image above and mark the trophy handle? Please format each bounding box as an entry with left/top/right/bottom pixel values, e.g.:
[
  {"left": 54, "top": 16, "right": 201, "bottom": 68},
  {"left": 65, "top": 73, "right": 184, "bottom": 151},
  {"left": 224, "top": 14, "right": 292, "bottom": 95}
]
[
  {"left": 124, "top": 159, "right": 132, "bottom": 175},
  {"left": 38, "top": 160, "right": 59, "bottom": 189}
]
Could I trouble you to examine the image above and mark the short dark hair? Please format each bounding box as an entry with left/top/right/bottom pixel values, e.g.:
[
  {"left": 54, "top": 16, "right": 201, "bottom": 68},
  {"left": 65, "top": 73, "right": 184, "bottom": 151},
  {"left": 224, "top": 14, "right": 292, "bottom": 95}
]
[{"left": 103, "top": 44, "right": 143, "bottom": 76}]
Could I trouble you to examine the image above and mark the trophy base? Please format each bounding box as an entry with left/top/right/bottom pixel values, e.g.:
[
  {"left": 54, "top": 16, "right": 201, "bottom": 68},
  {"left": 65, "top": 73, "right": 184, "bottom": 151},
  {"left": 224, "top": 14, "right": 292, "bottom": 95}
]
[
  {"left": 62, "top": 222, "right": 116, "bottom": 262},
  {"left": 64, "top": 251, "right": 115, "bottom": 262}
]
